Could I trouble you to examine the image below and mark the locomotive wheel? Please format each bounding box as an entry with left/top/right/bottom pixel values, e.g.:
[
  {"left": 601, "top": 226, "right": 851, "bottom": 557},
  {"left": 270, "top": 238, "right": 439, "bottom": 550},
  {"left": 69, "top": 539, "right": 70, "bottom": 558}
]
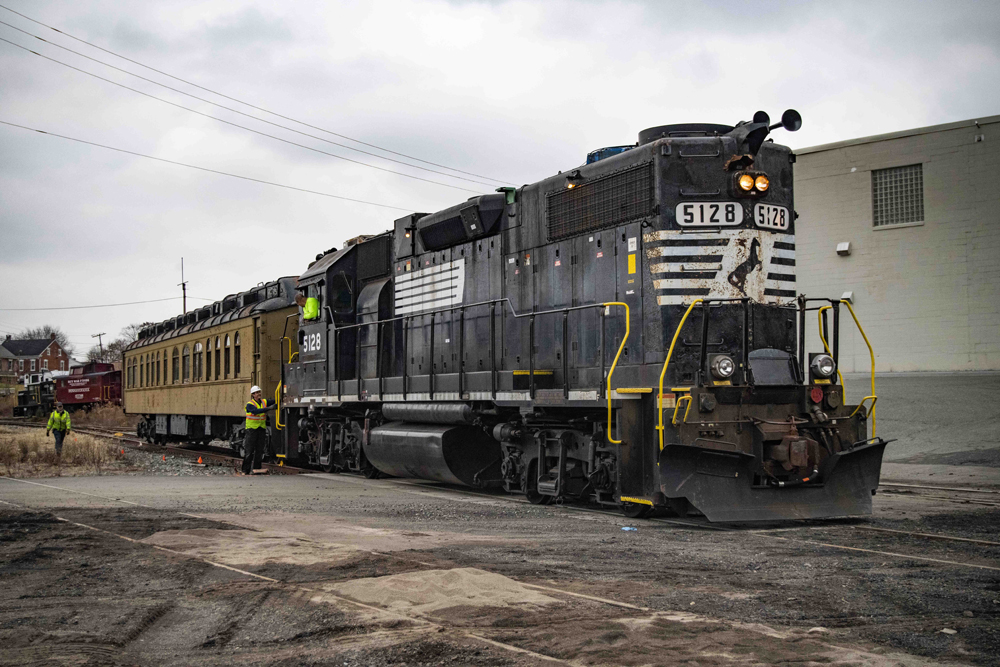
[
  {"left": 523, "top": 461, "right": 552, "bottom": 505},
  {"left": 620, "top": 501, "right": 652, "bottom": 519},
  {"left": 321, "top": 456, "right": 340, "bottom": 474}
]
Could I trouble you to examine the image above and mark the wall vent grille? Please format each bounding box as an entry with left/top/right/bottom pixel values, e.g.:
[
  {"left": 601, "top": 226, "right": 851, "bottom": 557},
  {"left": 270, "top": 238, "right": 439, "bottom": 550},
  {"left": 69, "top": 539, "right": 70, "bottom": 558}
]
[{"left": 872, "top": 163, "right": 923, "bottom": 227}]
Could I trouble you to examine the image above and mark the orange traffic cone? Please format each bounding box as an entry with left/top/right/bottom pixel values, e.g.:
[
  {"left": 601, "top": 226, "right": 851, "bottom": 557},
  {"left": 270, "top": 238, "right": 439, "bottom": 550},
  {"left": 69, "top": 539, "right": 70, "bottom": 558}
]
[
  {"left": 120, "top": 449, "right": 125, "bottom": 455},
  {"left": 197, "top": 456, "right": 203, "bottom": 464},
  {"left": 162, "top": 455, "right": 166, "bottom": 461}
]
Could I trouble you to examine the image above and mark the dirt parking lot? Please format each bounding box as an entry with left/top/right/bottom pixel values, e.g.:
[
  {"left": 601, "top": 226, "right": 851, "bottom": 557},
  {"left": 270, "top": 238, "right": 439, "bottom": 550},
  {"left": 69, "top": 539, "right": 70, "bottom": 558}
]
[{"left": 1, "top": 459, "right": 998, "bottom": 666}]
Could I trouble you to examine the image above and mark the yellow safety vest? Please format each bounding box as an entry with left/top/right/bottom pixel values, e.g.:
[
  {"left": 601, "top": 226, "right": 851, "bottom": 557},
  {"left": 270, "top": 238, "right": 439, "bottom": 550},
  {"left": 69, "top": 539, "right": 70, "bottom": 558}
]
[
  {"left": 47, "top": 410, "right": 71, "bottom": 432},
  {"left": 245, "top": 398, "right": 268, "bottom": 429},
  {"left": 303, "top": 297, "right": 319, "bottom": 320}
]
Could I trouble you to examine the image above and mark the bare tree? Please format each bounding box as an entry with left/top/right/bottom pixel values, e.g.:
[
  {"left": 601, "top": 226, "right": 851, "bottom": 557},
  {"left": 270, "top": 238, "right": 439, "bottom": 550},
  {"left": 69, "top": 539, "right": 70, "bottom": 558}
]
[
  {"left": 86, "top": 323, "right": 148, "bottom": 364},
  {"left": 16, "top": 325, "right": 74, "bottom": 356}
]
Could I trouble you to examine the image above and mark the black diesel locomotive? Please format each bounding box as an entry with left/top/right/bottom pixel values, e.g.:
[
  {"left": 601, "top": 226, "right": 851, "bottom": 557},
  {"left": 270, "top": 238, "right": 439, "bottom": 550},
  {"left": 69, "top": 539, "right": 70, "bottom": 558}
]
[{"left": 279, "top": 110, "right": 889, "bottom": 522}]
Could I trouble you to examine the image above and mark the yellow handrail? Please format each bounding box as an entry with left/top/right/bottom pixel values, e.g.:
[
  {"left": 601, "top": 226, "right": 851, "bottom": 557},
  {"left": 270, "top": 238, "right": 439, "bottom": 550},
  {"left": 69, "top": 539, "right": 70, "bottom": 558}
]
[
  {"left": 850, "top": 395, "right": 878, "bottom": 418},
  {"left": 672, "top": 394, "right": 693, "bottom": 426},
  {"left": 274, "top": 382, "right": 284, "bottom": 430},
  {"left": 841, "top": 300, "right": 876, "bottom": 436},
  {"left": 281, "top": 337, "right": 299, "bottom": 364},
  {"left": 657, "top": 299, "right": 704, "bottom": 451},
  {"left": 817, "top": 306, "right": 846, "bottom": 394},
  {"left": 604, "top": 302, "right": 630, "bottom": 445}
]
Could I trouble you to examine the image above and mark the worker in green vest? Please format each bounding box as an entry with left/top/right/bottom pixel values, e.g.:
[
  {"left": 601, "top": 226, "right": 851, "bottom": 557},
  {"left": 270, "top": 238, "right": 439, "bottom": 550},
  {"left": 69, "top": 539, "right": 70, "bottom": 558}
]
[
  {"left": 241, "top": 385, "right": 276, "bottom": 474},
  {"left": 46, "top": 402, "right": 71, "bottom": 457},
  {"left": 296, "top": 292, "right": 320, "bottom": 321}
]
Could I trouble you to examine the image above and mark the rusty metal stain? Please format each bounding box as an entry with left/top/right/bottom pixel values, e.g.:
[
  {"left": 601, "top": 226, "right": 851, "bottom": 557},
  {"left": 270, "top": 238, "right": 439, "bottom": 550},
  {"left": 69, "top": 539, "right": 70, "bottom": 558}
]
[{"left": 723, "top": 153, "right": 755, "bottom": 171}]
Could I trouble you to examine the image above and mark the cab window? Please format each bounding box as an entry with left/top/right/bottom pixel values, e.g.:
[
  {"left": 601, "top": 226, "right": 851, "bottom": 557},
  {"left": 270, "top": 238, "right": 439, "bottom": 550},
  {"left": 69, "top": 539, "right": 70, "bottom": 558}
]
[{"left": 329, "top": 272, "right": 353, "bottom": 314}]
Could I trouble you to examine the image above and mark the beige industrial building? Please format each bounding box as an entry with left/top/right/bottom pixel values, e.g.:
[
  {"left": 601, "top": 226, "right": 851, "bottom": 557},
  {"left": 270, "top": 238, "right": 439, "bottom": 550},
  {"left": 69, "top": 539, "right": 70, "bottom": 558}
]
[{"left": 793, "top": 115, "right": 999, "bottom": 372}]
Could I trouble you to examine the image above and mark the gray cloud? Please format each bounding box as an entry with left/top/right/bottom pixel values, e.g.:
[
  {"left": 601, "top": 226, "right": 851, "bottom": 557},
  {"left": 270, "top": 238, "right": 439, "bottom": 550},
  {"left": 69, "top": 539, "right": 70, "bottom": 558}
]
[{"left": 0, "top": 0, "right": 997, "bottom": 349}]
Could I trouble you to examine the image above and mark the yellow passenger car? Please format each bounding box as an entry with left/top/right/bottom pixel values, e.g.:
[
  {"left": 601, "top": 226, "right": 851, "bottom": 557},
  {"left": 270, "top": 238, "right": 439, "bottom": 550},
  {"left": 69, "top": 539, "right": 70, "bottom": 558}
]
[{"left": 124, "top": 278, "right": 299, "bottom": 453}]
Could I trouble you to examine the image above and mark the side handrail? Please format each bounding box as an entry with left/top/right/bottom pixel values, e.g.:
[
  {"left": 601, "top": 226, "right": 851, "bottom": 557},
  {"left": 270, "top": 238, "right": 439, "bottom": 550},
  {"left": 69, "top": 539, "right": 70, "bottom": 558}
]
[
  {"left": 274, "top": 382, "right": 284, "bottom": 430},
  {"left": 604, "top": 302, "right": 630, "bottom": 445},
  {"left": 657, "top": 299, "right": 703, "bottom": 451},
  {"left": 849, "top": 395, "right": 877, "bottom": 419},
  {"left": 672, "top": 394, "right": 693, "bottom": 426},
  {"left": 816, "top": 306, "right": 846, "bottom": 393},
  {"left": 841, "top": 300, "right": 877, "bottom": 436},
  {"left": 280, "top": 336, "right": 298, "bottom": 364}
]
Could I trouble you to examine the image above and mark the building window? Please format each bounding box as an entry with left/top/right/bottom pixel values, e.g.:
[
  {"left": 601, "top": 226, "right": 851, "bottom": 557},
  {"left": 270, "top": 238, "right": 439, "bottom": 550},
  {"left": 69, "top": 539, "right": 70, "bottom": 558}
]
[
  {"left": 872, "top": 164, "right": 923, "bottom": 227},
  {"left": 42, "top": 360, "right": 48, "bottom": 370},
  {"left": 234, "top": 333, "right": 241, "bottom": 377},
  {"left": 182, "top": 345, "right": 191, "bottom": 382},
  {"left": 19, "top": 360, "right": 24, "bottom": 372},
  {"left": 30, "top": 359, "right": 36, "bottom": 371},
  {"left": 215, "top": 337, "right": 221, "bottom": 380},
  {"left": 139, "top": 357, "right": 144, "bottom": 387},
  {"left": 224, "top": 335, "right": 231, "bottom": 378},
  {"left": 194, "top": 342, "right": 203, "bottom": 381},
  {"left": 145, "top": 355, "right": 150, "bottom": 386},
  {"left": 172, "top": 348, "right": 180, "bottom": 384},
  {"left": 155, "top": 352, "right": 160, "bottom": 385}
]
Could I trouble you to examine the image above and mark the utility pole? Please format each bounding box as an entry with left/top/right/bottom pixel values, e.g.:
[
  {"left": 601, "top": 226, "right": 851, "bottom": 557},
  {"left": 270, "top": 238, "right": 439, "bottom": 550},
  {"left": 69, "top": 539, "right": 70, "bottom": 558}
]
[
  {"left": 92, "top": 332, "right": 106, "bottom": 360},
  {"left": 178, "top": 257, "right": 188, "bottom": 314}
]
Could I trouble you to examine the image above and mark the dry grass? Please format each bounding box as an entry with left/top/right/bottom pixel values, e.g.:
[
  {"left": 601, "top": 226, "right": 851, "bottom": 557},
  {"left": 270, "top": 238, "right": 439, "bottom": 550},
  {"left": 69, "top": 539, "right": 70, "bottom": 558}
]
[
  {"left": 71, "top": 404, "right": 140, "bottom": 430},
  {"left": 0, "top": 426, "right": 126, "bottom": 477}
]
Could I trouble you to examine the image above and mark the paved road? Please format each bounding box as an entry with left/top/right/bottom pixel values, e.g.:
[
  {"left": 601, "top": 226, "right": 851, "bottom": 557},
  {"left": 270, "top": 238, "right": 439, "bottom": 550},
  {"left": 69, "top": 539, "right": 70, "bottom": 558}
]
[
  {"left": 845, "top": 372, "right": 1000, "bottom": 466},
  {"left": 2, "top": 471, "right": 998, "bottom": 666}
]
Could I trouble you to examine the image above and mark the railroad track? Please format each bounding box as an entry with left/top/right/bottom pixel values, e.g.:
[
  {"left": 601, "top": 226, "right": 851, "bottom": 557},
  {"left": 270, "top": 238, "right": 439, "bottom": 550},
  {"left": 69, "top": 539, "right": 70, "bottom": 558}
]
[
  {"left": 0, "top": 418, "right": 305, "bottom": 475},
  {"left": 2, "top": 417, "right": 997, "bottom": 568}
]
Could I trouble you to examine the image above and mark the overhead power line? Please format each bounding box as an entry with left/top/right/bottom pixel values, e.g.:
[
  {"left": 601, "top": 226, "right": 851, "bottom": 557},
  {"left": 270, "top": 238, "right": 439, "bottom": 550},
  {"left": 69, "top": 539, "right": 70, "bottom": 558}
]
[
  {"left": 0, "top": 3, "right": 512, "bottom": 184},
  {"left": 0, "top": 35, "right": 480, "bottom": 194},
  {"left": 0, "top": 19, "right": 502, "bottom": 188},
  {"left": 0, "top": 297, "right": 185, "bottom": 311},
  {"left": 0, "top": 119, "right": 414, "bottom": 212}
]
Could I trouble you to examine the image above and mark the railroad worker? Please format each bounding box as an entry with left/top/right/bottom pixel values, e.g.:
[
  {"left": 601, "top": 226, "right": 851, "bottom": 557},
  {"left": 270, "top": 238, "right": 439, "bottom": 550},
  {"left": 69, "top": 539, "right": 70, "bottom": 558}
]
[
  {"left": 295, "top": 292, "right": 319, "bottom": 320},
  {"left": 45, "top": 402, "right": 71, "bottom": 458},
  {"left": 242, "top": 385, "right": 276, "bottom": 474}
]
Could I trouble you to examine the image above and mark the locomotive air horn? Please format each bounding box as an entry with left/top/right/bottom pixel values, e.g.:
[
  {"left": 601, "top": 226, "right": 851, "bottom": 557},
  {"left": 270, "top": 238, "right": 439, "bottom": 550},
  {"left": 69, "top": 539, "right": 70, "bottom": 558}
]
[{"left": 768, "top": 109, "right": 802, "bottom": 132}]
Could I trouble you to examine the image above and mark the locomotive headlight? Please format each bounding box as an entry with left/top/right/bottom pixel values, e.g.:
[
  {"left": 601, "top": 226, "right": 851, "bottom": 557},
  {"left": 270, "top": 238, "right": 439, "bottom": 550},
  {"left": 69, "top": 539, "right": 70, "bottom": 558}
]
[
  {"left": 754, "top": 175, "right": 770, "bottom": 191},
  {"left": 811, "top": 354, "right": 836, "bottom": 378},
  {"left": 711, "top": 355, "right": 736, "bottom": 379},
  {"left": 738, "top": 174, "right": 755, "bottom": 191}
]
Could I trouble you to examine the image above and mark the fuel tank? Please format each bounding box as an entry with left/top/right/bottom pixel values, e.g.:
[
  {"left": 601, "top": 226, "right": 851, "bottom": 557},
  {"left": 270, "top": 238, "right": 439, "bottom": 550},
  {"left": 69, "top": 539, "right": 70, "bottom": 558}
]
[
  {"left": 380, "top": 403, "right": 475, "bottom": 424},
  {"left": 367, "top": 422, "right": 501, "bottom": 487}
]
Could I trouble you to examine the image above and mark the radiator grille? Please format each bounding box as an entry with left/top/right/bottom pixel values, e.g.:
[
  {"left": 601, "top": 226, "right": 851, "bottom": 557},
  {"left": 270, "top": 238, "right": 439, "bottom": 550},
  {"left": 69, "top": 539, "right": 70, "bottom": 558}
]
[{"left": 546, "top": 162, "right": 654, "bottom": 240}]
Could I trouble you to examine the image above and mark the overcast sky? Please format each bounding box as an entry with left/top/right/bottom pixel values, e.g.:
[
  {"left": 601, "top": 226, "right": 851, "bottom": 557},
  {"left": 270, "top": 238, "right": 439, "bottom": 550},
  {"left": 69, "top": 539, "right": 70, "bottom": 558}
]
[{"left": 1, "top": 0, "right": 997, "bottom": 357}]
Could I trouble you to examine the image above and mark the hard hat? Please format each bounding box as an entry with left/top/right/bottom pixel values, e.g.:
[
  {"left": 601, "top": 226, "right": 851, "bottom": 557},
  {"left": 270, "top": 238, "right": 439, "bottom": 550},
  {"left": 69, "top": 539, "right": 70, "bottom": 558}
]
[{"left": 250, "top": 385, "right": 262, "bottom": 394}]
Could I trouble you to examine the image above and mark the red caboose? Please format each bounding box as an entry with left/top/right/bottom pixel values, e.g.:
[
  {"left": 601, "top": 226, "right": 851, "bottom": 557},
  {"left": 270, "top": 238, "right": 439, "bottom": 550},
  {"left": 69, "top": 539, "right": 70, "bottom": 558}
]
[{"left": 56, "top": 362, "right": 122, "bottom": 411}]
